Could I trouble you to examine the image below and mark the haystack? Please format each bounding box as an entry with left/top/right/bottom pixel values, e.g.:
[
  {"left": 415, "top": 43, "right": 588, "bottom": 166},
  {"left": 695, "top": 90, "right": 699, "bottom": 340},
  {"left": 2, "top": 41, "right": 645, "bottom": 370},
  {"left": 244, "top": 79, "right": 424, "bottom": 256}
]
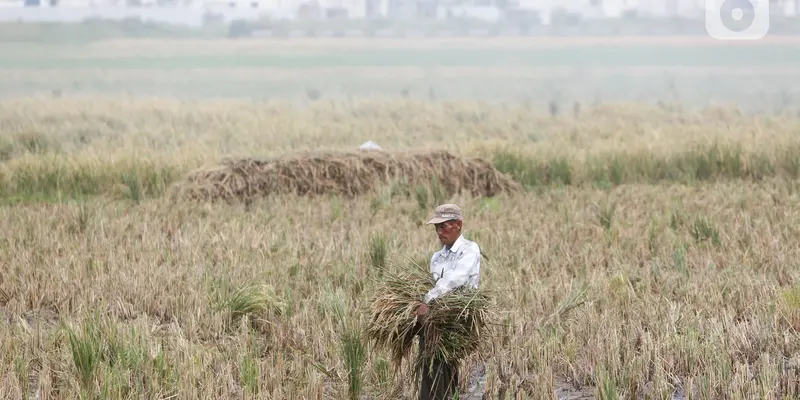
[{"left": 170, "top": 150, "right": 521, "bottom": 203}]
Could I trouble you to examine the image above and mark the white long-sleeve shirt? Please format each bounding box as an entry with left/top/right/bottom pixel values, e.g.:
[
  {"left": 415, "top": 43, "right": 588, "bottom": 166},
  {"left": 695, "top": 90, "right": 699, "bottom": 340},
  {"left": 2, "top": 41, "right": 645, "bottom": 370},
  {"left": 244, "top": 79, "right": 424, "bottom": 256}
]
[{"left": 423, "top": 234, "right": 481, "bottom": 304}]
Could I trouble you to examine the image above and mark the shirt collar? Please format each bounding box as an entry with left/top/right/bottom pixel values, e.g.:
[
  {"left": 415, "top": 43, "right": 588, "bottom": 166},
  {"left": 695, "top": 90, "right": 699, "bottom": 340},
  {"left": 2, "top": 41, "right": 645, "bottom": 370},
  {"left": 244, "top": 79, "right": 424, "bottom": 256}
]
[{"left": 444, "top": 235, "right": 466, "bottom": 253}]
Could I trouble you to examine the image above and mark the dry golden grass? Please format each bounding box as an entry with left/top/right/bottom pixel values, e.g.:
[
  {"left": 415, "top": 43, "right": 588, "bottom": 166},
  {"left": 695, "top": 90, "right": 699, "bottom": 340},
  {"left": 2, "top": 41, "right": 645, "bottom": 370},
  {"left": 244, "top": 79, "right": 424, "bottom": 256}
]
[
  {"left": 1, "top": 97, "right": 796, "bottom": 160},
  {"left": 2, "top": 97, "right": 800, "bottom": 399},
  {"left": 3, "top": 180, "right": 800, "bottom": 398}
]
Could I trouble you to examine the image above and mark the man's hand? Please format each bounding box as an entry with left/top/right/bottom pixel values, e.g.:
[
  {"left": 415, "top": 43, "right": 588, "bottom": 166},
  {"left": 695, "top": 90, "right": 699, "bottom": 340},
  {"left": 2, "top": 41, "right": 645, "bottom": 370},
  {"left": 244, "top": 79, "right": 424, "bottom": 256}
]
[
  {"left": 416, "top": 302, "right": 428, "bottom": 316},
  {"left": 412, "top": 302, "right": 428, "bottom": 335}
]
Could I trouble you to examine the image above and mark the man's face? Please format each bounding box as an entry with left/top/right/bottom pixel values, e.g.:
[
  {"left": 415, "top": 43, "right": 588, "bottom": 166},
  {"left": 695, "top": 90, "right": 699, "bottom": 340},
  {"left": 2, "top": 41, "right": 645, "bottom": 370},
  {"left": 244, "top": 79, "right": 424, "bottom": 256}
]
[{"left": 434, "top": 220, "right": 461, "bottom": 247}]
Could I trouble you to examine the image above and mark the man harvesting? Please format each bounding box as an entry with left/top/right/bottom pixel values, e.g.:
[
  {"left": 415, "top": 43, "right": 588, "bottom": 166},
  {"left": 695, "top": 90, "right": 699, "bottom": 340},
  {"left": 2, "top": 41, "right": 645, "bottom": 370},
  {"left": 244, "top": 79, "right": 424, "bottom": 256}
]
[{"left": 416, "top": 203, "right": 482, "bottom": 400}]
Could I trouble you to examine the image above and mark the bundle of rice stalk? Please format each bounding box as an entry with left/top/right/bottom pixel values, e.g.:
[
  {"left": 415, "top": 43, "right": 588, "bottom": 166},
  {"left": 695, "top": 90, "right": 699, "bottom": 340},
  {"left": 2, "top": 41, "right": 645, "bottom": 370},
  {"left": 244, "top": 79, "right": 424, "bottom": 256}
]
[
  {"left": 366, "top": 259, "right": 494, "bottom": 373},
  {"left": 366, "top": 261, "right": 431, "bottom": 368},
  {"left": 220, "top": 284, "right": 285, "bottom": 327},
  {"left": 415, "top": 286, "right": 492, "bottom": 372}
]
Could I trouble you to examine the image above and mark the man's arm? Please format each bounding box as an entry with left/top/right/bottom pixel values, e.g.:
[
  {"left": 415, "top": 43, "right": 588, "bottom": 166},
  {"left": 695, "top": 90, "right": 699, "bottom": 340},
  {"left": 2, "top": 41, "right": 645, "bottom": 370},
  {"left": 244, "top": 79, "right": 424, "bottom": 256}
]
[{"left": 423, "top": 245, "right": 480, "bottom": 304}]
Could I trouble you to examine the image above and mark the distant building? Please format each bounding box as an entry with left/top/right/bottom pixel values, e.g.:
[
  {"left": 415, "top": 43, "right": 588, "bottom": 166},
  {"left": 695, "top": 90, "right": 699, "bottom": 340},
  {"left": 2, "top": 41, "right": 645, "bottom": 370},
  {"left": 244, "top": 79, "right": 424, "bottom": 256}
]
[{"left": 2, "top": 0, "right": 797, "bottom": 27}]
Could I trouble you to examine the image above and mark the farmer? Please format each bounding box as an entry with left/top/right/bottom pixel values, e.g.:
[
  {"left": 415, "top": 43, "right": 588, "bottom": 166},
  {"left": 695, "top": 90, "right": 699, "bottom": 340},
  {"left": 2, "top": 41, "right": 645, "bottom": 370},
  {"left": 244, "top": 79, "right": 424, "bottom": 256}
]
[{"left": 416, "top": 203, "right": 482, "bottom": 400}]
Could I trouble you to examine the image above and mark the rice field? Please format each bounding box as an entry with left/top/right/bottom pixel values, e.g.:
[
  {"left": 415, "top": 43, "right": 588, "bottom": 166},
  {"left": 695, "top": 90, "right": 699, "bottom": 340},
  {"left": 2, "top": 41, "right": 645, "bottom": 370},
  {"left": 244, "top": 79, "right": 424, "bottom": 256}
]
[{"left": 2, "top": 36, "right": 800, "bottom": 399}]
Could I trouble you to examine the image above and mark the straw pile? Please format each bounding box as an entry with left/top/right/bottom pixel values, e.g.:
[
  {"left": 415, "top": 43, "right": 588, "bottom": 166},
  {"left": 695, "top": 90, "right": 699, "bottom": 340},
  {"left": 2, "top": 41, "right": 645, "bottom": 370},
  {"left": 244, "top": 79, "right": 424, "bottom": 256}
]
[
  {"left": 170, "top": 150, "right": 521, "bottom": 203},
  {"left": 366, "top": 259, "right": 493, "bottom": 375}
]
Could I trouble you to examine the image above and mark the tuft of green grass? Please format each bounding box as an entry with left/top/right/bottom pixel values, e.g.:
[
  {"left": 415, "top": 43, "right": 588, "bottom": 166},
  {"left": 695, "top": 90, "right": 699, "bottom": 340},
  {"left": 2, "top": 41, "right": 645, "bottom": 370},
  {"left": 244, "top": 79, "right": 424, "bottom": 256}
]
[
  {"left": 670, "top": 208, "right": 684, "bottom": 231},
  {"left": 673, "top": 243, "right": 688, "bottom": 275},
  {"left": 430, "top": 176, "right": 449, "bottom": 206},
  {"left": 65, "top": 320, "right": 102, "bottom": 395},
  {"left": 372, "top": 357, "right": 391, "bottom": 388},
  {"left": 690, "top": 215, "right": 721, "bottom": 247},
  {"left": 777, "top": 283, "right": 800, "bottom": 331},
  {"left": 547, "top": 157, "right": 572, "bottom": 186},
  {"left": 390, "top": 176, "right": 410, "bottom": 200},
  {"left": 321, "top": 284, "right": 368, "bottom": 400},
  {"left": 415, "top": 185, "right": 429, "bottom": 211},
  {"left": 648, "top": 220, "right": 659, "bottom": 254},
  {"left": 340, "top": 323, "right": 367, "bottom": 400},
  {"left": 595, "top": 366, "right": 620, "bottom": 400},
  {"left": 369, "top": 233, "right": 389, "bottom": 276},
  {"left": 239, "top": 351, "right": 259, "bottom": 395},
  {"left": 120, "top": 170, "right": 142, "bottom": 203},
  {"left": 491, "top": 148, "right": 544, "bottom": 189}
]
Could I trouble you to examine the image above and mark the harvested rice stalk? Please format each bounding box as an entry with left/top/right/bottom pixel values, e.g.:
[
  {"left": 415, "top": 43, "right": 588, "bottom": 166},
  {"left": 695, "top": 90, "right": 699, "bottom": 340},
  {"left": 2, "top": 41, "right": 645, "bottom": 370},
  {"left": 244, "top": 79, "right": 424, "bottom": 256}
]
[
  {"left": 366, "top": 259, "right": 494, "bottom": 374},
  {"left": 219, "top": 284, "right": 285, "bottom": 326},
  {"left": 366, "top": 262, "right": 430, "bottom": 368}
]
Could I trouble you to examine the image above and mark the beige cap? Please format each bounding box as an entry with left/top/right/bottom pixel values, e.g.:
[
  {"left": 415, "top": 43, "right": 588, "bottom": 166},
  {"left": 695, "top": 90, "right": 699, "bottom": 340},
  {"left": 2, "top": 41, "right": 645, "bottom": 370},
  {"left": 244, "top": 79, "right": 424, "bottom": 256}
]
[{"left": 426, "top": 204, "right": 464, "bottom": 225}]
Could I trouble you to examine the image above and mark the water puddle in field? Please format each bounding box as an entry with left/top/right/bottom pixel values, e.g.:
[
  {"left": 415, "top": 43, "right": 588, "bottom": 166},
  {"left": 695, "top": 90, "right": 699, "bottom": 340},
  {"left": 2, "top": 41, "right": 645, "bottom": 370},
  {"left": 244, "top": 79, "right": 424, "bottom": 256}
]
[{"left": 462, "top": 364, "right": 689, "bottom": 400}]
